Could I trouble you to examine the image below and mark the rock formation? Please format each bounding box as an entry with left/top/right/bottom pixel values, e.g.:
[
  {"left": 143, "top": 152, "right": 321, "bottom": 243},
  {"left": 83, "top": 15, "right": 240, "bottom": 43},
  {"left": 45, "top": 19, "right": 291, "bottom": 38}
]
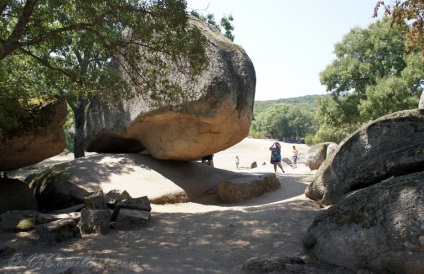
[
  {"left": 27, "top": 153, "right": 270, "bottom": 211},
  {"left": 303, "top": 171, "right": 424, "bottom": 273},
  {"left": 0, "top": 178, "right": 38, "bottom": 214},
  {"left": 218, "top": 174, "right": 280, "bottom": 203},
  {"left": 85, "top": 18, "right": 256, "bottom": 160},
  {"left": 305, "top": 142, "right": 337, "bottom": 170},
  {"left": 0, "top": 101, "right": 67, "bottom": 171},
  {"left": 305, "top": 109, "right": 424, "bottom": 205}
]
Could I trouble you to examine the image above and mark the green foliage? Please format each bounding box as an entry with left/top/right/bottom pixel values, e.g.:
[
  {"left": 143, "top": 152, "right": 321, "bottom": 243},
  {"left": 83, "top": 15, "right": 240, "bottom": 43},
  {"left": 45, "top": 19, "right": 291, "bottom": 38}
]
[
  {"left": 312, "top": 124, "right": 354, "bottom": 144},
  {"left": 251, "top": 96, "right": 319, "bottom": 141},
  {"left": 316, "top": 17, "right": 422, "bottom": 142},
  {"left": 1, "top": 0, "right": 208, "bottom": 110},
  {"left": 191, "top": 11, "right": 235, "bottom": 41},
  {"left": 304, "top": 134, "right": 314, "bottom": 146},
  {"left": 254, "top": 95, "right": 319, "bottom": 115},
  {"left": 320, "top": 18, "right": 408, "bottom": 98},
  {"left": 375, "top": 0, "right": 424, "bottom": 52},
  {"left": 220, "top": 15, "right": 235, "bottom": 42},
  {"left": 64, "top": 103, "right": 74, "bottom": 152},
  {"left": 1, "top": 1, "right": 208, "bottom": 157},
  {"left": 248, "top": 129, "right": 268, "bottom": 139}
]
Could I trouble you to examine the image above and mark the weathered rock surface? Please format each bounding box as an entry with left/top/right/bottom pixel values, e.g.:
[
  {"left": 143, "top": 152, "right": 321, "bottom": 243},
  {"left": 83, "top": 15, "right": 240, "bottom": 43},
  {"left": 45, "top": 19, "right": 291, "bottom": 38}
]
[
  {"left": 27, "top": 153, "right": 261, "bottom": 211},
  {"left": 27, "top": 168, "right": 90, "bottom": 212},
  {"left": 0, "top": 178, "right": 38, "bottom": 214},
  {"left": 305, "top": 142, "right": 337, "bottom": 171},
  {"left": 111, "top": 196, "right": 151, "bottom": 222},
  {"left": 0, "top": 210, "right": 39, "bottom": 232},
  {"left": 303, "top": 171, "right": 424, "bottom": 273},
  {"left": 85, "top": 18, "right": 256, "bottom": 161},
  {"left": 79, "top": 191, "right": 111, "bottom": 235},
  {"left": 241, "top": 256, "right": 341, "bottom": 273},
  {"left": 51, "top": 204, "right": 85, "bottom": 214},
  {"left": 306, "top": 109, "right": 424, "bottom": 205},
  {"left": 84, "top": 190, "right": 108, "bottom": 210},
  {"left": 36, "top": 218, "right": 81, "bottom": 244},
  {"left": 79, "top": 208, "right": 111, "bottom": 235},
  {"left": 0, "top": 101, "right": 67, "bottom": 171},
  {"left": 36, "top": 212, "right": 81, "bottom": 225},
  {"left": 114, "top": 208, "right": 150, "bottom": 229},
  {"left": 105, "top": 189, "right": 132, "bottom": 209},
  {"left": 218, "top": 174, "right": 280, "bottom": 203},
  {"left": 0, "top": 244, "right": 16, "bottom": 258}
]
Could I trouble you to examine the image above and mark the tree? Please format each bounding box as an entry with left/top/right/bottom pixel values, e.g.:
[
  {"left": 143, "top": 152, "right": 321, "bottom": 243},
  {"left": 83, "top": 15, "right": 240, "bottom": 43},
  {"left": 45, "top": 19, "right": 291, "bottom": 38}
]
[
  {"left": 317, "top": 18, "right": 422, "bottom": 142},
  {"left": 252, "top": 103, "right": 316, "bottom": 141},
  {"left": 191, "top": 11, "right": 235, "bottom": 41},
  {"left": 1, "top": 0, "right": 208, "bottom": 158},
  {"left": 375, "top": 0, "right": 424, "bottom": 51}
]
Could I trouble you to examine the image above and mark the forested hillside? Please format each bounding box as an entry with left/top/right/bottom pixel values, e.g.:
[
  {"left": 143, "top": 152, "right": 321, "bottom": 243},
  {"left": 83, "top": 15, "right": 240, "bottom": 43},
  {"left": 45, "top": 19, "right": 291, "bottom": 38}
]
[
  {"left": 254, "top": 95, "right": 320, "bottom": 116},
  {"left": 251, "top": 95, "right": 322, "bottom": 143}
]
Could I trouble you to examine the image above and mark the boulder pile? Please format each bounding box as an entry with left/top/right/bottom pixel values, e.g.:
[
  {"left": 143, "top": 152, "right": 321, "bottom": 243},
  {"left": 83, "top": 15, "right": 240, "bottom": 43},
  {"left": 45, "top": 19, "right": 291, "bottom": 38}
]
[{"left": 0, "top": 189, "right": 151, "bottom": 245}]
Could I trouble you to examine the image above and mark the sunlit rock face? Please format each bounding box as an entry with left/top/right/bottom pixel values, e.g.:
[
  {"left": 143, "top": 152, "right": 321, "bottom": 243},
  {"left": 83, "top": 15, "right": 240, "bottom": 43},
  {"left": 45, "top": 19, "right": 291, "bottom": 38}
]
[
  {"left": 85, "top": 18, "right": 256, "bottom": 160},
  {"left": 0, "top": 101, "right": 66, "bottom": 171},
  {"left": 305, "top": 109, "right": 424, "bottom": 205}
]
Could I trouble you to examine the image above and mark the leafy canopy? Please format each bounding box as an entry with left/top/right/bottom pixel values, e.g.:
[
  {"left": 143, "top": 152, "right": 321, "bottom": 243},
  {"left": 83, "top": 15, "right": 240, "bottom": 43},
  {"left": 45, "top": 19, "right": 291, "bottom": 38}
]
[
  {"left": 251, "top": 96, "right": 319, "bottom": 141},
  {"left": 315, "top": 17, "right": 422, "bottom": 143},
  {"left": 375, "top": 0, "right": 424, "bottom": 51},
  {"left": 190, "top": 10, "right": 235, "bottom": 41},
  {"left": 1, "top": 0, "right": 208, "bottom": 106}
]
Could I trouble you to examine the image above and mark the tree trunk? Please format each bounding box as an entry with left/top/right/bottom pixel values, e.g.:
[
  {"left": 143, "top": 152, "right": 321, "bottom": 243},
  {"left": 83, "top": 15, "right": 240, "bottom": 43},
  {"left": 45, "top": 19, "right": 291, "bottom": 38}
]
[{"left": 71, "top": 97, "right": 88, "bottom": 159}]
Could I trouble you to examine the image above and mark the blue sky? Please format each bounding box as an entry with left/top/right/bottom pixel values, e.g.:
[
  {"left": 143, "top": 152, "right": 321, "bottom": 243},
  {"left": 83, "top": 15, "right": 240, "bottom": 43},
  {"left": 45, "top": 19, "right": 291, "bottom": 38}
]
[{"left": 187, "top": 0, "right": 384, "bottom": 101}]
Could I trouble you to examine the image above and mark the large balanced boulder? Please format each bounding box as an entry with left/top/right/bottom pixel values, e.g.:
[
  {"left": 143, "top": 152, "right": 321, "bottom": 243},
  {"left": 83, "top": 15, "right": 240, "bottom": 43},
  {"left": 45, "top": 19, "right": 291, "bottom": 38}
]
[
  {"left": 85, "top": 18, "right": 256, "bottom": 160},
  {"left": 0, "top": 101, "right": 67, "bottom": 171},
  {"left": 303, "top": 171, "right": 424, "bottom": 273},
  {"left": 305, "top": 109, "right": 424, "bottom": 205}
]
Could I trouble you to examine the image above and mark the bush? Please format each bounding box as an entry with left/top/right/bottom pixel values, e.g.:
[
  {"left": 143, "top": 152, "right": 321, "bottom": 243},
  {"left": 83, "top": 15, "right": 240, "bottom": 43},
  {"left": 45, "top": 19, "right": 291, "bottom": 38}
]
[
  {"left": 304, "top": 134, "right": 314, "bottom": 146},
  {"left": 249, "top": 129, "right": 268, "bottom": 139}
]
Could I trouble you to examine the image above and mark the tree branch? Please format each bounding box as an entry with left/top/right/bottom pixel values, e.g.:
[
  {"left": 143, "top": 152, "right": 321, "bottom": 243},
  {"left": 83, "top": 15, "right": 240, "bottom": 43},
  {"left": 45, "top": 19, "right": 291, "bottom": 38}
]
[
  {"left": 0, "top": 0, "right": 38, "bottom": 60},
  {"left": 0, "top": 0, "right": 10, "bottom": 17},
  {"left": 18, "top": 47, "right": 78, "bottom": 84}
]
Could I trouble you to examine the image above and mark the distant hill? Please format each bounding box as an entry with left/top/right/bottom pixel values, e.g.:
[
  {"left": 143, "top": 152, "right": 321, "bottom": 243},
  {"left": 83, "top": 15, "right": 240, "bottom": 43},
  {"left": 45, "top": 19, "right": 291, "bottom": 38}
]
[{"left": 253, "top": 95, "right": 322, "bottom": 115}]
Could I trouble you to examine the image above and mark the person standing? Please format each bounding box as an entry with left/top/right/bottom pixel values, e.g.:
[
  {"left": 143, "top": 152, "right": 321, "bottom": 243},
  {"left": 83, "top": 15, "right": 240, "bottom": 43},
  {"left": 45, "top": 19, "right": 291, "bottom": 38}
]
[
  {"left": 269, "top": 142, "right": 285, "bottom": 173},
  {"left": 201, "top": 154, "right": 214, "bottom": 167},
  {"left": 292, "top": 145, "right": 299, "bottom": 168},
  {"left": 235, "top": 156, "right": 240, "bottom": 170}
]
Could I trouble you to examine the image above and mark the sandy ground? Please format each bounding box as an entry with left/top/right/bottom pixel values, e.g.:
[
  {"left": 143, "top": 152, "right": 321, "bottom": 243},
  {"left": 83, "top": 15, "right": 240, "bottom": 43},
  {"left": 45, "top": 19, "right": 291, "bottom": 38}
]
[{"left": 0, "top": 138, "right": 346, "bottom": 273}]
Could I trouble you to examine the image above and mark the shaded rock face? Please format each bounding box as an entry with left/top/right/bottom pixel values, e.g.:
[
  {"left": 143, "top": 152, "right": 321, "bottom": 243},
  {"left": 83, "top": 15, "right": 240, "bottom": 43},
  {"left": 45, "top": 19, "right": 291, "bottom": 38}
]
[
  {"left": 0, "top": 179, "right": 38, "bottom": 214},
  {"left": 85, "top": 18, "right": 256, "bottom": 160},
  {"left": 0, "top": 101, "right": 67, "bottom": 171},
  {"left": 303, "top": 171, "right": 424, "bottom": 273},
  {"left": 27, "top": 166, "right": 90, "bottom": 212},
  {"left": 306, "top": 109, "right": 424, "bottom": 205},
  {"left": 27, "top": 153, "right": 259, "bottom": 211},
  {"left": 305, "top": 142, "right": 337, "bottom": 170}
]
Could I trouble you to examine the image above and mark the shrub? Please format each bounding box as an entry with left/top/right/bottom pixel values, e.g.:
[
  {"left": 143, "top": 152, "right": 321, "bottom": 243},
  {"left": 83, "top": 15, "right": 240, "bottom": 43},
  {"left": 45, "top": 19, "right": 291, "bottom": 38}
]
[{"left": 304, "top": 134, "right": 314, "bottom": 146}]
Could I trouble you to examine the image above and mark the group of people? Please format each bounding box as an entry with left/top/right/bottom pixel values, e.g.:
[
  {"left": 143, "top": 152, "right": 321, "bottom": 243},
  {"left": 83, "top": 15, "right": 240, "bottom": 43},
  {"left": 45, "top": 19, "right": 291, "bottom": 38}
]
[
  {"left": 269, "top": 142, "right": 298, "bottom": 173},
  {"left": 201, "top": 142, "right": 299, "bottom": 173}
]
